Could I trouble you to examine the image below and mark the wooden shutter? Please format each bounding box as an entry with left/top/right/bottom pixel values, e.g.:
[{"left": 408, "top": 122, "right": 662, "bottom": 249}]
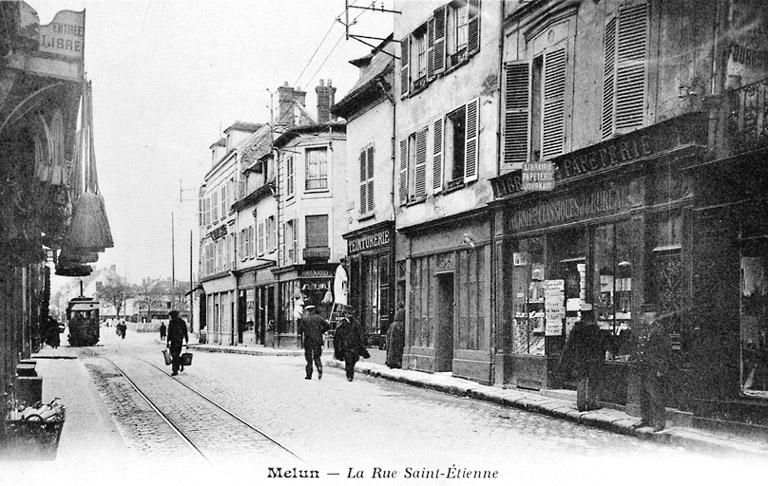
[
  {"left": 464, "top": 98, "right": 479, "bottom": 183},
  {"left": 432, "top": 117, "right": 444, "bottom": 193},
  {"left": 541, "top": 48, "right": 566, "bottom": 159},
  {"left": 400, "top": 37, "right": 410, "bottom": 96},
  {"left": 258, "top": 221, "right": 265, "bottom": 255},
  {"left": 359, "top": 149, "right": 368, "bottom": 214},
  {"left": 601, "top": 16, "right": 617, "bottom": 139},
  {"left": 433, "top": 6, "right": 447, "bottom": 74},
  {"left": 399, "top": 139, "right": 408, "bottom": 204},
  {"left": 427, "top": 17, "right": 435, "bottom": 78},
  {"left": 467, "top": 0, "right": 480, "bottom": 53},
  {"left": 504, "top": 61, "right": 531, "bottom": 165},
  {"left": 366, "top": 146, "right": 374, "bottom": 211},
  {"left": 414, "top": 128, "right": 428, "bottom": 198},
  {"left": 615, "top": 4, "right": 648, "bottom": 132}
]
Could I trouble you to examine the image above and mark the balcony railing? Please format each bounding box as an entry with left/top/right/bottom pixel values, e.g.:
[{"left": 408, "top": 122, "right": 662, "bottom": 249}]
[
  {"left": 726, "top": 77, "right": 768, "bottom": 155},
  {"left": 302, "top": 246, "right": 330, "bottom": 261}
]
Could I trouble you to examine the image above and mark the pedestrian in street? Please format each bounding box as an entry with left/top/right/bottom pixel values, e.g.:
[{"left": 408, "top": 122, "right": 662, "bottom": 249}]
[
  {"left": 559, "top": 305, "right": 605, "bottom": 412},
  {"left": 159, "top": 321, "right": 167, "bottom": 341},
  {"left": 633, "top": 309, "right": 674, "bottom": 431},
  {"left": 386, "top": 301, "right": 405, "bottom": 369},
  {"left": 117, "top": 321, "right": 127, "bottom": 339},
  {"left": 333, "top": 306, "right": 370, "bottom": 381},
  {"left": 167, "top": 310, "right": 189, "bottom": 376},
  {"left": 298, "top": 305, "right": 328, "bottom": 380}
]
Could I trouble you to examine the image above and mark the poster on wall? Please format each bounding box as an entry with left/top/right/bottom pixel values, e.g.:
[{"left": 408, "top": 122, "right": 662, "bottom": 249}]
[{"left": 544, "top": 279, "right": 565, "bottom": 336}]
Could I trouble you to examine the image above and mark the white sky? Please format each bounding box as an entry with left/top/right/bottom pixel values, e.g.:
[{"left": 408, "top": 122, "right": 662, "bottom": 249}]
[{"left": 34, "top": 0, "right": 393, "bottom": 284}]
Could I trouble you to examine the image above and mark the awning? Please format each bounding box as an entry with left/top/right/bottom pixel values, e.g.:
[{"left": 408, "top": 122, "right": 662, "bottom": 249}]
[{"left": 185, "top": 284, "right": 204, "bottom": 296}]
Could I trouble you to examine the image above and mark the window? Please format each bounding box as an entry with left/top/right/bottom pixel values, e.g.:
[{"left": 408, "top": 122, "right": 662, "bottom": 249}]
[
  {"left": 220, "top": 185, "right": 227, "bottom": 217},
  {"left": 285, "top": 219, "right": 297, "bottom": 263},
  {"left": 446, "top": 107, "right": 466, "bottom": 182},
  {"left": 212, "top": 192, "right": 219, "bottom": 222},
  {"left": 305, "top": 148, "right": 328, "bottom": 190},
  {"left": 602, "top": 3, "right": 649, "bottom": 139},
  {"left": 240, "top": 229, "right": 246, "bottom": 261},
  {"left": 359, "top": 146, "right": 375, "bottom": 214},
  {"left": 258, "top": 220, "right": 265, "bottom": 255},
  {"left": 416, "top": 28, "right": 428, "bottom": 80},
  {"left": 267, "top": 215, "right": 276, "bottom": 252},
  {"left": 741, "top": 243, "right": 768, "bottom": 397},
  {"left": 286, "top": 155, "right": 294, "bottom": 197},
  {"left": 247, "top": 226, "right": 254, "bottom": 258},
  {"left": 305, "top": 215, "right": 328, "bottom": 248},
  {"left": 453, "top": 3, "right": 468, "bottom": 53}
]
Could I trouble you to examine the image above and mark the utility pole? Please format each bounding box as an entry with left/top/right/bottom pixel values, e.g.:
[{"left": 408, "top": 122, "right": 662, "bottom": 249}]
[
  {"left": 171, "top": 211, "right": 176, "bottom": 308},
  {"left": 190, "top": 229, "right": 194, "bottom": 331}
]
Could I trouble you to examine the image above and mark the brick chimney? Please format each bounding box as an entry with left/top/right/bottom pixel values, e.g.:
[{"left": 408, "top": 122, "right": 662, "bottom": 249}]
[
  {"left": 277, "top": 82, "right": 307, "bottom": 126},
  {"left": 315, "top": 79, "right": 337, "bottom": 124}
]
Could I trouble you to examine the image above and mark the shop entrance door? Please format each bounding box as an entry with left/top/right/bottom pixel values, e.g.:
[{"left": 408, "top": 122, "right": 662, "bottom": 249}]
[
  {"left": 237, "top": 292, "right": 246, "bottom": 344},
  {"left": 436, "top": 273, "right": 454, "bottom": 372}
]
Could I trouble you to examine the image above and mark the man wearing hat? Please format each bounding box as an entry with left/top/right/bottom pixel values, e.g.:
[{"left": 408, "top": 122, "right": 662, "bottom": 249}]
[
  {"left": 298, "top": 305, "right": 329, "bottom": 380},
  {"left": 167, "top": 310, "right": 189, "bottom": 376},
  {"left": 560, "top": 303, "right": 606, "bottom": 411}
]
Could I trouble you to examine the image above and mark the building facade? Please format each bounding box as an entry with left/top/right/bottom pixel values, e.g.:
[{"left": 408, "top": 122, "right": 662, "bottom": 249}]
[
  {"left": 394, "top": 0, "right": 501, "bottom": 383},
  {"left": 332, "top": 37, "right": 397, "bottom": 343}
]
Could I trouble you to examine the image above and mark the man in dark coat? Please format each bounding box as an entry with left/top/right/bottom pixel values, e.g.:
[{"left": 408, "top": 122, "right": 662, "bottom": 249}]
[
  {"left": 167, "top": 310, "right": 189, "bottom": 376},
  {"left": 298, "top": 306, "right": 328, "bottom": 380},
  {"left": 159, "top": 322, "right": 167, "bottom": 341},
  {"left": 633, "top": 310, "right": 673, "bottom": 431},
  {"left": 386, "top": 302, "right": 406, "bottom": 369},
  {"left": 561, "top": 307, "right": 605, "bottom": 411},
  {"left": 334, "top": 308, "right": 370, "bottom": 381}
]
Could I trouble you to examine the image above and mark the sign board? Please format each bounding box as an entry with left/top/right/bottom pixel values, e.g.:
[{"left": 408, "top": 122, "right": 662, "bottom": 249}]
[
  {"left": 544, "top": 279, "right": 565, "bottom": 336},
  {"left": 513, "top": 252, "right": 530, "bottom": 266},
  {"left": 39, "top": 10, "right": 85, "bottom": 60},
  {"left": 347, "top": 229, "right": 391, "bottom": 255},
  {"left": 209, "top": 224, "right": 227, "bottom": 241},
  {"left": 522, "top": 162, "right": 555, "bottom": 191}
]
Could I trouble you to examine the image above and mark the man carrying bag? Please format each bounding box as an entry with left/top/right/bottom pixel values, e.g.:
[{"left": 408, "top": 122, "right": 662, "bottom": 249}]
[{"left": 167, "top": 310, "right": 188, "bottom": 376}]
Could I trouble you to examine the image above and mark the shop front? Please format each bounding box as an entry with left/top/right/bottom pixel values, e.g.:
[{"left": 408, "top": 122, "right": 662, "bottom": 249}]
[
  {"left": 201, "top": 274, "right": 237, "bottom": 345},
  {"left": 401, "top": 211, "right": 493, "bottom": 384},
  {"left": 273, "top": 264, "right": 335, "bottom": 348},
  {"left": 343, "top": 221, "right": 395, "bottom": 345},
  {"left": 491, "top": 113, "right": 708, "bottom": 408},
  {"left": 236, "top": 264, "right": 276, "bottom": 346}
]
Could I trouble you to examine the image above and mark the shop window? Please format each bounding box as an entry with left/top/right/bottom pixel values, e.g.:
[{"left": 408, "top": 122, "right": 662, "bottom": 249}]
[
  {"left": 593, "top": 221, "right": 634, "bottom": 361},
  {"left": 511, "top": 236, "right": 546, "bottom": 355},
  {"left": 305, "top": 148, "right": 328, "bottom": 190},
  {"left": 410, "top": 256, "right": 434, "bottom": 348},
  {"left": 456, "top": 247, "right": 486, "bottom": 350},
  {"left": 740, "top": 243, "right": 768, "bottom": 397}
]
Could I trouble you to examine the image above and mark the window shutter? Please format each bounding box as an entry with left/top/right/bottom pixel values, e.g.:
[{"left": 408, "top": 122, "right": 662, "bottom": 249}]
[
  {"left": 427, "top": 17, "right": 436, "bottom": 78},
  {"left": 366, "top": 146, "right": 374, "bottom": 211},
  {"left": 258, "top": 221, "right": 265, "bottom": 255},
  {"left": 359, "top": 149, "right": 368, "bottom": 214},
  {"left": 464, "top": 98, "right": 479, "bottom": 183},
  {"left": 400, "top": 37, "right": 410, "bottom": 96},
  {"left": 541, "top": 47, "right": 566, "bottom": 159},
  {"left": 467, "top": 0, "right": 480, "bottom": 53},
  {"left": 504, "top": 61, "right": 531, "bottom": 165},
  {"left": 199, "top": 198, "right": 203, "bottom": 226},
  {"left": 432, "top": 117, "right": 444, "bottom": 193},
  {"left": 601, "top": 17, "right": 617, "bottom": 139},
  {"left": 399, "top": 139, "right": 408, "bottom": 204},
  {"left": 615, "top": 4, "right": 648, "bottom": 132},
  {"left": 433, "top": 6, "right": 447, "bottom": 74},
  {"left": 414, "top": 128, "right": 428, "bottom": 198}
]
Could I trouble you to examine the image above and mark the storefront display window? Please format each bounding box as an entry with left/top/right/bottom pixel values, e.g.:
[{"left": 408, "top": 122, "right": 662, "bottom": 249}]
[
  {"left": 512, "top": 237, "right": 545, "bottom": 355},
  {"left": 740, "top": 246, "right": 768, "bottom": 397}
]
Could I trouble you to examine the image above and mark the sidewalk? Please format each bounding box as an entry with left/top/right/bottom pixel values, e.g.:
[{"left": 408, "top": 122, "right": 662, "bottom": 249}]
[{"left": 191, "top": 342, "right": 768, "bottom": 458}]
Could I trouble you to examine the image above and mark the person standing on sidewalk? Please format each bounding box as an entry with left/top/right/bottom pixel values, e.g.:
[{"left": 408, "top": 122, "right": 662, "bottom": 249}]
[
  {"left": 386, "top": 302, "right": 405, "bottom": 369},
  {"left": 167, "top": 310, "right": 188, "bottom": 376},
  {"left": 298, "top": 305, "right": 328, "bottom": 380},
  {"left": 634, "top": 309, "right": 674, "bottom": 431},
  {"left": 560, "top": 305, "right": 605, "bottom": 412},
  {"left": 159, "top": 321, "right": 167, "bottom": 341},
  {"left": 333, "top": 307, "right": 370, "bottom": 381}
]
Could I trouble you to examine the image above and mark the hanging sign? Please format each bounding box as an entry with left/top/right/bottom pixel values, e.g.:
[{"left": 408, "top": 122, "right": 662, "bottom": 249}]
[
  {"left": 39, "top": 10, "right": 85, "bottom": 60},
  {"left": 522, "top": 162, "right": 555, "bottom": 191},
  {"left": 544, "top": 279, "right": 565, "bottom": 336}
]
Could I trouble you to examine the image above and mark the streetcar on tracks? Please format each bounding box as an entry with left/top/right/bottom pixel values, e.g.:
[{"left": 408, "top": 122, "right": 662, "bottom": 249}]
[{"left": 66, "top": 294, "right": 100, "bottom": 346}]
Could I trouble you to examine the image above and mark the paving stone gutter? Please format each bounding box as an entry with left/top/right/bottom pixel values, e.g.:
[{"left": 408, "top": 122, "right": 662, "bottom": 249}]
[{"left": 190, "top": 344, "right": 768, "bottom": 458}]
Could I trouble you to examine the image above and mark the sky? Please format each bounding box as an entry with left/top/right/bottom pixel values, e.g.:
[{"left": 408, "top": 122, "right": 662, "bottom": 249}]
[{"left": 34, "top": 0, "right": 393, "bottom": 285}]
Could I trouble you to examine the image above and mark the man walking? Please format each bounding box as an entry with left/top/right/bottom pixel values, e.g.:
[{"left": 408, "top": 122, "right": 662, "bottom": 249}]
[
  {"left": 167, "top": 310, "right": 188, "bottom": 376},
  {"left": 634, "top": 308, "right": 674, "bottom": 431},
  {"left": 334, "top": 307, "right": 370, "bottom": 381},
  {"left": 298, "top": 305, "right": 328, "bottom": 380}
]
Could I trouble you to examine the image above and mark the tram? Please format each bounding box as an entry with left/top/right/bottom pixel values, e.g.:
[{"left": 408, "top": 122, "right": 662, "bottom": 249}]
[{"left": 66, "top": 295, "right": 100, "bottom": 346}]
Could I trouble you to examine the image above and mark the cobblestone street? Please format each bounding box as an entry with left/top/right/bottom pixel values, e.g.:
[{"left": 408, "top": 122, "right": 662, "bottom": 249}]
[{"left": 54, "top": 327, "right": 748, "bottom": 486}]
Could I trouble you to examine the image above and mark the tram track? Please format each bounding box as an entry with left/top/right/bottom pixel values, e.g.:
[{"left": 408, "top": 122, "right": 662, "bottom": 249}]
[{"left": 84, "top": 348, "right": 306, "bottom": 465}]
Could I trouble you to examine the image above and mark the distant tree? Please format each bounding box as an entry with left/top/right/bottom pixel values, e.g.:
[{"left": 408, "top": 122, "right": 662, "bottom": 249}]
[
  {"left": 136, "top": 277, "right": 163, "bottom": 321},
  {"left": 95, "top": 268, "right": 133, "bottom": 318}
]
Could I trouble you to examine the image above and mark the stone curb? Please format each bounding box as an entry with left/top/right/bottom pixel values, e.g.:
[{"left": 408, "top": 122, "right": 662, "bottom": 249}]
[
  {"left": 323, "top": 358, "right": 768, "bottom": 458},
  {"left": 188, "top": 344, "right": 305, "bottom": 357}
]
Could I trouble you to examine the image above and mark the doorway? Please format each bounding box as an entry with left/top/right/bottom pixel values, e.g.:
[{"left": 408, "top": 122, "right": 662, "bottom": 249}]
[{"left": 436, "top": 273, "right": 455, "bottom": 372}]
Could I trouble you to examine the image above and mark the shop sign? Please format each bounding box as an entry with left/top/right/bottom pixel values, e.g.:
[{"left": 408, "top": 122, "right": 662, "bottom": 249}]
[
  {"left": 509, "top": 182, "right": 634, "bottom": 232},
  {"left": 347, "top": 229, "right": 391, "bottom": 255},
  {"left": 39, "top": 10, "right": 85, "bottom": 60},
  {"left": 513, "top": 252, "right": 530, "bottom": 266},
  {"left": 209, "top": 225, "right": 227, "bottom": 241},
  {"left": 490, "top": 170, "right": 523, "bottom": 198},
  {"left": 299, "top": 268, "right": 332, "bottom": 278},
  {"left": 522, "top": 162, "right": 555, "bottom": 191},
  {"left": 544, "top": 280, "right": 565, "bottom": 336}
]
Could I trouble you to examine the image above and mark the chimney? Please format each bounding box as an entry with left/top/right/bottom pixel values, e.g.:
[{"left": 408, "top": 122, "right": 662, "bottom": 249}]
[
  {"left": 277, "top": 82, "right": 308, "bottom": 127},
  {"left": 315, "top": 78, "right": 337, "bottom": 124}
]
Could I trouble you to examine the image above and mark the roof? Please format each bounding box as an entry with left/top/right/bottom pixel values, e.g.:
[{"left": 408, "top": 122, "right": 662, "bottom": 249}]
[
  {"left": 272, "top": 121, "right": 346, "bottom": 149},
  {"left": 209, "top": 137, "right": 226, "bottom": 149},
  {"left": 331, "top": 35, "right": 395, "bottom": 118},
  {"left": 224, "top": 121, "right": 262, "bottom": 133}
]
